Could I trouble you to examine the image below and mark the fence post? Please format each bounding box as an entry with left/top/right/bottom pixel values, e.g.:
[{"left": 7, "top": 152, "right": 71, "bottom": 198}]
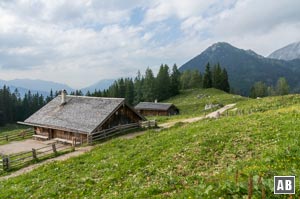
[
  {"left": 3, "top": 156, "right": 10, "bottom": 171},
  {"left": 52, "top": 143, "right": 57, "bottom": 155},
  {"left": 248, "top": 175, "right": 253, "bottom": 199},
  {"left": 71, "top": 137, "right": 76, "bottom": 151},
  {"left": 32, "top": 148, "right": 37, "bottom": 160},
  {"left": 88, "top": 135, "right": 92, "bottom": 145},
  {"left": 6, "top": 135, "right": 8, "bottom": 141}
]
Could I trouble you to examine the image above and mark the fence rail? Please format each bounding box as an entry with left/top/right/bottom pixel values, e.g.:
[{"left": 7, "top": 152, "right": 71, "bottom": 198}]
[
  {"left": 89, "top": 123, "right": 140, "bottom": 144},
  {"left": 0, "top": 143, "right": 73, "bottom": 172},
  {"left": 0, "top": 128, "right": 33, "bottom": 142},
  {"left": 139, "top": 120, "right": 157, "bottom": 128}
]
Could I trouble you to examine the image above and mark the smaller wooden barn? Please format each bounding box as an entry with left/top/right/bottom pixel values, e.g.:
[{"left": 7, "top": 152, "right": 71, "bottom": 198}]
[
  {"left": 18, "top": 91, "right": 145, "bottom": 144},
  {"left": 135, "top": 102, "right": 179, "bottom": 116}
]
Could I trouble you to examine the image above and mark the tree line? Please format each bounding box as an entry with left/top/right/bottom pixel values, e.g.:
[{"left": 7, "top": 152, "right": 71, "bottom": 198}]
[
  {"left": 0, "top": 86, "right": 54, "bottom": 126},
  {"left": 87, "top": 63, "right": 230, "bottom": 105},
  {"left": 0, "top": 62, "right": 230, "bottom": 126},
  {"left": 250, "top": 77, "right": 290, "bottom": 98}
]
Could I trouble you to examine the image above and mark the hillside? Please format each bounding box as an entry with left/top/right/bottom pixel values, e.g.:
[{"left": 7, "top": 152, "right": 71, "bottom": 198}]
[
  {"left": 268, "top": 41, "right": 300, "bottom": 61},
  {"left": 1, "top": 91, "right": 300, "bottom": 198},
  {"left": 148, "top": 88, "right": 245, "bottom": 123},
  {"left": 81, "top": 79, "right": 114, "bottom": 95},
  {"left": 179, "top": 42, "right": 300, "bottom": 95}
]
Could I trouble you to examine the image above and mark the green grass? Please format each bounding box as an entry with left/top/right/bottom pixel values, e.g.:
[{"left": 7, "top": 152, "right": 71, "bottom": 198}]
[
  {"left": 0, "top": 124, "right": 31, "bottom": 145},
  {"left": 0, "top": 92, "right": 299, "bottom": 198},
  {"left": 148, "top": 88, "right": 246, "bottom": 123},
  {"left": 0, "top": 124, "right": 27, "bottom": 135}
]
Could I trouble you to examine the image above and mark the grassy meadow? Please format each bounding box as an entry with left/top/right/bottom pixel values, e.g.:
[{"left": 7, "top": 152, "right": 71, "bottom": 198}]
[
  {"left": 0, "top": 91, "right": 299, "bottom": 198},
  {"left": 0, "top": 124, "right": 30, "bottom": 145},
  {"left": 148, "top": 88, "right": 246, "bottom": 123}
]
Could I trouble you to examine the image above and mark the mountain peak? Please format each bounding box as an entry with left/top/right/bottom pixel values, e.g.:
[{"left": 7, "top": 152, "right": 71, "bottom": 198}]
[
  {"left": 268, "top": 41, "right": 300, "bottom": 61},
  {"left": 179, "top": 41, "right": 300, "bottom": 95},
  {"left": 207, "top": 42, "right": 234, "bottom": 51}
]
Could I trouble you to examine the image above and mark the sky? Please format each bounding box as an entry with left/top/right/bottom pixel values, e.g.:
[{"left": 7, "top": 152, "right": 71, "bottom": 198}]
[{"left": 0, "top": 0, "right": 300, "bottom": 89}]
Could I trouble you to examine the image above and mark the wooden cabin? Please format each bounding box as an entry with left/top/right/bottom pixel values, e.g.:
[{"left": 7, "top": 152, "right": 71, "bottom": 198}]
[
  {"left": 18, "top": 91, "right": 145, "bottom": 144},
  {"left": 135, "top": 102, "right": 179, "bottom": 116}
]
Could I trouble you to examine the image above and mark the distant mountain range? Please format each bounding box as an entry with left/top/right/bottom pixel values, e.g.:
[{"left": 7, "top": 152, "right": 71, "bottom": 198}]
[
  {"left": 268, "top": 41, "right": 300, "bottom": 61},
  {"left": 0, "top": 79, "right": 114, "bottom": 97},
  {"left": 180, "top": 42, "right": 300, "bottom": 95},
  {"left": 2, "top": 42, "right": 300, "bottom": 97},
  {"left": 81, "top": 79, "right": 114, "bottom": 94}
]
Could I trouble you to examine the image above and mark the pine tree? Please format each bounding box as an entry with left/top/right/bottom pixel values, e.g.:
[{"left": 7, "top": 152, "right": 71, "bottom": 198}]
[
  {"left": 203, "top": 63, "right": 212, "bottom": 88},
  {"left": 133, "top": 70, "right": 144, "bottom": 105},
  {"left": 156, "top": 64, "right": 171, "bottom": 101},
  {"left": 125, "top": 78, "right": 134, "bottom": 105},
  {"left": 212, "top": 63, "right": 223, "bottom": 89},
  {"left": 221, "top": 68, "right": 230, "bottom": 92},
  {"left": 170, "top": 64, "right": 181, "bottom": 96},
  {"left": 143, "top": 67, "right": 156, "bottom": 101}
]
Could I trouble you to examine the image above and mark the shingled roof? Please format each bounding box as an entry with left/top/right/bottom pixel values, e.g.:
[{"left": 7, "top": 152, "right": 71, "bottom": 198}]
[
  {"left": 20, "top": 95, "right": 141, "bottom": 134},
  {"left": 135, "top": 102, "right": 176, "bottom": 111}
]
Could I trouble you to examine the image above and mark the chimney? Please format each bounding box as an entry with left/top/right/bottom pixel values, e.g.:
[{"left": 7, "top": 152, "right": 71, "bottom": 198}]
[
  {"left": 61, "top": 89, "right": 67, "bottom": 105},
  {"left": 154, "top": 99, "right": 157, "bottom": 103}
]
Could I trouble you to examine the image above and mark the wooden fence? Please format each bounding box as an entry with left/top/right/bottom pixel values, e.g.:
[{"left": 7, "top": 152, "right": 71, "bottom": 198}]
[
  {"left": 139, "top": 120, "right": 157, "bottom": 128},
  {"left": 0, "top": 128, "right": 33, "bottom": 142},
  {"left": 0, "top": 143, "right": 73, "bottom": 172},
  {"left": 88, "top": 120, "right": 157, "bottom": 144},
  {"left": 224, "top": 109, "right": 254, "bottom": 117},
  {"left": 88, "top": 123, "right": 140, "bottom": 144},
  {"left": 0, "top": 158, "right": 2, "bottom": 172}
]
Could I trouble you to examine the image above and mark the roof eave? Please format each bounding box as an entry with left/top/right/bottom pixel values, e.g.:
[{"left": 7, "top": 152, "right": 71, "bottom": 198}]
[{"left": 17, "top": 121, "right": 90, "bottom": 134}]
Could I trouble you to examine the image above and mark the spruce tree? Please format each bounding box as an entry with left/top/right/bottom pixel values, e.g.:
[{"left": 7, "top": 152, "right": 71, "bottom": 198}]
[
  {"left": 221, "top": 68, "right": 230, "bottom": 92},
  {"left": 125, "top": 78, "right": 134, "bottom": 105},
  {"left": 133, "top": 70, "right": 143, "bottom": 104},
  {"left": 203, "top": 63, "right": 212, "bottom": 88},
  {"left": 170, "top": 64, "right": 181, "bottom": 96},
  {"left": 212, "top": 63, "right": 223, "bottom": 90},
  {"left": 156, "top": 64, "right": 171, "bottom": 101},
  {"left": 143, "top": 67, "right": 156, "bottom": 101}
]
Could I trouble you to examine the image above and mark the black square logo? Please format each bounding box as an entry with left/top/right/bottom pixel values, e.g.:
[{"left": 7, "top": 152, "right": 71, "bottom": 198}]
[{"left": 274, "top": 176, "right": 295, "bottom": 194}]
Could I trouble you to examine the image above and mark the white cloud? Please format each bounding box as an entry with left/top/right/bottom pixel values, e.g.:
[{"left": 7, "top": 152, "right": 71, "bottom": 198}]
[{"left": 0, "top": 0, "right": 300, "bottom": 88}]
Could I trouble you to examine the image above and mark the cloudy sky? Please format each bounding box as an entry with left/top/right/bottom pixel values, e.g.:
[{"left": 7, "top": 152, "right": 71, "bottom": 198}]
[{"left": 0, "top": 0, "right": 300, "bottom": 89}]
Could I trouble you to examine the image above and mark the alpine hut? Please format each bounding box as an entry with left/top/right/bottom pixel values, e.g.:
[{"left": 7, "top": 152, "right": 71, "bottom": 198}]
[
  {"left": 135, "top": 102, "right": 179, "bottom": 116},
  {"left": 18, "top": 90, "right": 145, "bottom": 144}
]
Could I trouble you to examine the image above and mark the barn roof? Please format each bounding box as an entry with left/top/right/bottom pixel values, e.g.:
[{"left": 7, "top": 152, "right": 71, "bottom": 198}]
[
  {"left": 19, "top": 95, "right": 142, "bottom": 134},
  {"left": 135, "top": 102, "right": 177, "bottom": 111}
]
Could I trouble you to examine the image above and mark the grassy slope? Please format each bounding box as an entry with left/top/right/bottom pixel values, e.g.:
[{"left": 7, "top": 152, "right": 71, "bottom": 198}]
[
  {"left": 1, "top": 92, "right": 300, "bottom": 198},
  {"left": 0, "top": 124, "right": 29, "bottom": 145},
  {"left": 148, "top": 88, "right": 246, "bottom": 123}
]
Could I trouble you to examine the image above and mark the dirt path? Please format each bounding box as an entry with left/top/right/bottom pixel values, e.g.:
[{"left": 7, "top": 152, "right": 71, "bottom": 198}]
[
  {"left": 159, "top": 103, "right": 236, "bottom": 128},
  {"left": 0, "top": 145, "right": 93, "bottom": 181},
  {"left": 122, "top": 103, "right": 236, "bottom": 137}
]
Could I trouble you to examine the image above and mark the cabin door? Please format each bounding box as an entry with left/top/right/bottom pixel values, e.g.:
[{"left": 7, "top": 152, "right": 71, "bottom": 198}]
[{"left": 49, "top": 129, "right": 53, "bottom": 139}]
